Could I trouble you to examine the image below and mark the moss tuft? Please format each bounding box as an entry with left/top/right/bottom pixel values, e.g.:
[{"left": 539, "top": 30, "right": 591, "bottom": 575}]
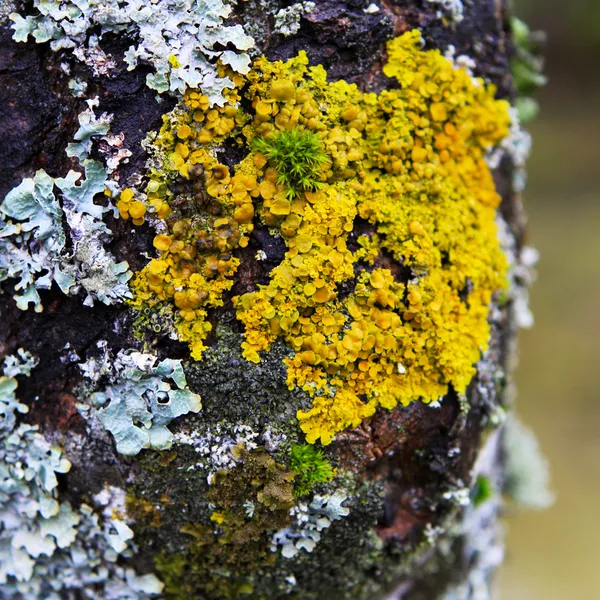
[
  {"left": 290, "top": 443, "right": 334, "bottom": 497},
  {"left": 252, "top": 128, "right": 329, "bottom": 198}
]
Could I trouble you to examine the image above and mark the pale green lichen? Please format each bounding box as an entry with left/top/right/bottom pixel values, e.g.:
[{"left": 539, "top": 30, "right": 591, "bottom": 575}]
[
  {"left": 0, "top": 169, "right": 74, "bottom": 311},
  {"left": 0, "top": 355, "right": 163, "bottom": 599},
  {"left": 3, "top": 349, "right": 39, "bottom": 379},
  {"left": 79, "top": 349, "right": 202, "bottom": 456},
  {"left": 0, "top": 101, "right": 132, "bottom": 311},
  {"left": 10, "top": 0, "right": 255, "bottom": 104},
  {"left": 66, "top": 98, "right": 112, "bottom": 161},
  {"left": 68, "top": 77, "right": 88, "bottom": 98}
]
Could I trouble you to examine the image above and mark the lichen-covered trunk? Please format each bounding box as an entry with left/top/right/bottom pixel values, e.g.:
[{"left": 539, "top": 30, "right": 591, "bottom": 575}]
[{"left": 0, "top": 1, "right": 547, "bottom": 599}]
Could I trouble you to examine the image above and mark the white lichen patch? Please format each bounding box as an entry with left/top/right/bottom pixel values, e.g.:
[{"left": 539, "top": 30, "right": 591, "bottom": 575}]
[
  {"left": 79, "top": 349, "right": 202, "bottom": 456},
  {"left": 496, "top": 215, "right": 538, "bottom": 330},
  {"left": 487, "top": 107, "right": 532, "bottom": 193},
  {"left": 363, "top": 3, "right": 380, "bottom": 14},
  {"left": 271, "top": 490, "right": 350, "bottom": 558},
  {"left": 10, "top": 0, "right": 255, "bottom": 104},
  {"left": 425, "top": 0, "right": 464, "bottom": 24},
  {"left": 444, "top": 45, "right": 477, "bottom": 76},
  {"left": 176, "top": 423, "right": 287, "bottom": 479}
]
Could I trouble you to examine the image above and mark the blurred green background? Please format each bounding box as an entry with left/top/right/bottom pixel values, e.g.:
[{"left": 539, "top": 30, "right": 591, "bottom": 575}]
[{"left": 500, "top": 0, "right": 600, "bottom": 598}]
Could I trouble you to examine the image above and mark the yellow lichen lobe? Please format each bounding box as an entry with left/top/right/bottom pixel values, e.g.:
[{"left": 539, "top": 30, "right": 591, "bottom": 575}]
[
  {"left": 117, "top": 188, "right": 147, "bottom": 225},
  {"left": 129, "top": 31, "right": 510, "bottom": 444}
]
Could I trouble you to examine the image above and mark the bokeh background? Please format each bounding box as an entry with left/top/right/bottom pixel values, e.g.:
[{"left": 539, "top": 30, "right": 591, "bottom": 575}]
[{"left": 500, "top": 0, "right": 600, "bottom": 598}]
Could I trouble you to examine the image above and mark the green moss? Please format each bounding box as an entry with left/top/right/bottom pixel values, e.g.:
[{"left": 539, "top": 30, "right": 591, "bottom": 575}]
[
  {"left": 289, "top": 443, "right": 334, "bottom": 497},
  {"left": 472, "top": 475, "right": 494, "bottom": 507},
  {"left": 252, "top": 128, "right": 329, "bottom": 198}
]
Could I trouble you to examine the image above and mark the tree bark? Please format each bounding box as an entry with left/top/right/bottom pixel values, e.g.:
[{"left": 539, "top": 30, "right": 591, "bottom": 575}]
[{"left": 0, "top": 2, "right": 535, "bottom": 599}]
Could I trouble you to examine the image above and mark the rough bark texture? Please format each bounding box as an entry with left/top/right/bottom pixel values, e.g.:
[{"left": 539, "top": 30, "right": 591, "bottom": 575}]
[{"left": 0, "top": 1, "right": 528, "bottom": 599}]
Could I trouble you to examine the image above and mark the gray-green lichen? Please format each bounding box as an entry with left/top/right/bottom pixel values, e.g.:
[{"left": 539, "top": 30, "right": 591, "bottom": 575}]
[
  {"left": 68, "top": 77, "right": 88, "bottom": 98},
  {"left": 273, "top": 2, "right": 315, "bottom": 37},
  {"left": 10, "top": 0, "right": 255, "bottom": 104},
  {"left": 0, "top": 101, "right": 132, "bottom": 311},
  {"left": 79, "top": 347, "right": 202, "bottom": 455},
  {"left": 0, "top": 170, "right": 72, "bottom": 311},
  {"left": 0, "top": 354, "right": 164, "bottom": 599},
  {"left": 66, "top": 98, "right": 112, "bottom": 162},
  {"left": 3, "top": 348, "right": 39, "bottom": 379}
]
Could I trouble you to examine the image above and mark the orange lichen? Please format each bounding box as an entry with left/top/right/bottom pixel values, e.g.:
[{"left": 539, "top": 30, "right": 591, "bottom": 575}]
[
  {"left": 235, "top": 30, "right": 509, "bottom": 444},
  {"left": 128, "top": 31, "right": 510, "bottom": 444},
  {"left": 116, "top": 188, "right": 147, "bottom": 225}
]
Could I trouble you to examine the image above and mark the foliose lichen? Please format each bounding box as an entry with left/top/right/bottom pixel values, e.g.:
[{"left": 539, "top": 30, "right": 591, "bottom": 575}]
[
  {"left": 0, "top": 355, "right": 163, "bottom": 598},
  {"left": 270, "top": 489, "right": 350, "bottom": 558},
  {"left": 79, "top": 348, "right": 202, "bottom": 456},
  {"left": 425, "top": 0, "right": 464, "bottom": 24},
  {"left": 273, "top": 1, "right": 315, "bottom": 37},
  {"left": 3, "top": 348, "right": 39, "bottom": 379},
  {"left": 0, "top": 100, "right": 132, "bottom": 311},
  {"left": 10, "top": 0, "right": 255, "bottom": 103}
]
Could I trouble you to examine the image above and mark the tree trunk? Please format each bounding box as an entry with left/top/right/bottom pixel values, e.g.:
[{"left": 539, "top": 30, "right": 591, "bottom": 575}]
[{"left": 0, "top": 1, "right": 543, "bottom": 599}]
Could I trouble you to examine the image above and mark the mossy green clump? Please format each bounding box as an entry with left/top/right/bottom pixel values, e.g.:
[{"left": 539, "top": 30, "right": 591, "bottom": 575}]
[
  {"left": 472, "top": 475, "right": 494, "bottom": 507},
  {"left": 252, "top": 129, "right": 329, "bottom": 198},
  {"left": 290, "top": 443, "right": 334, "bottom": 497}
]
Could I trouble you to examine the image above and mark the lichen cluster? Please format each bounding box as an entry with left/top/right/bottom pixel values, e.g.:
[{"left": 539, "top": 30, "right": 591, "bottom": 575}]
[
  {"left": 0, "top": 353, "right": 163, "bottom": 599},
  {"left": 0, "top": 100, "right": 132, "bottom": 311},
  {"left": 10, "top": 0, "right": 254, "bottom": 102},
  {"left": 130, "top": 30, "right": 510, "bottom": 445},
  {"left": 79, "top": 348, "right": 202, "bottom": 456}
]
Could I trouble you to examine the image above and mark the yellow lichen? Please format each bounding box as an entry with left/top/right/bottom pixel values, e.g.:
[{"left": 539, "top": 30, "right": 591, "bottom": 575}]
[
  {"left": 117, "top": 188, "right": 147, "bottom": 225},
  {"left": 129, "top": 31, "right": 510, "bottom": 444}
]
